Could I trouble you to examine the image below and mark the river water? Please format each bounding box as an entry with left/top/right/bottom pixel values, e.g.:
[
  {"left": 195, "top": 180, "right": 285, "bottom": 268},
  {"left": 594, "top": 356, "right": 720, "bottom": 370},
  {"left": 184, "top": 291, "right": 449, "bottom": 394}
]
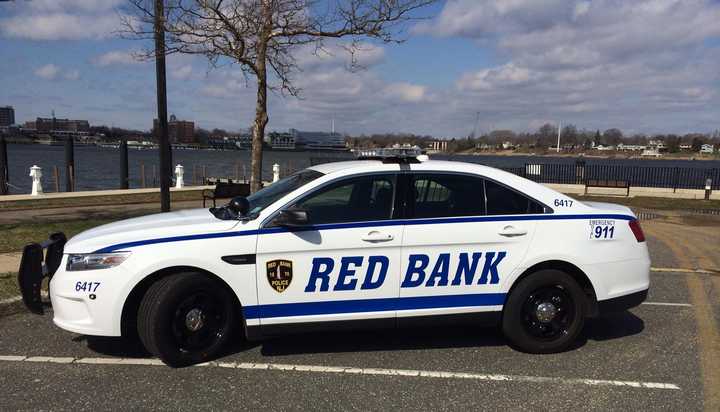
[{"left": 3, "top": 143, "right": 720, "bottom": 194}]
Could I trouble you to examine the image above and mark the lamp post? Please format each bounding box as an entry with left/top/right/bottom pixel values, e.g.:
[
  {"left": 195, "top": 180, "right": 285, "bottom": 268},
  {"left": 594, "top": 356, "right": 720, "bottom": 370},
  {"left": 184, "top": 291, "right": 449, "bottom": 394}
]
[{"left": 154, "top": 0, "right": 171, "bottom": 212}]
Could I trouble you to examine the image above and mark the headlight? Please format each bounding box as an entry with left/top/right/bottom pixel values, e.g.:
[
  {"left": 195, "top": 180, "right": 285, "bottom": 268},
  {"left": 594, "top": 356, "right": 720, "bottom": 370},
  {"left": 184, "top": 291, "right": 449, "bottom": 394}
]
[{"left": 66, "top": 252, "right": 131, "bottom": 271}]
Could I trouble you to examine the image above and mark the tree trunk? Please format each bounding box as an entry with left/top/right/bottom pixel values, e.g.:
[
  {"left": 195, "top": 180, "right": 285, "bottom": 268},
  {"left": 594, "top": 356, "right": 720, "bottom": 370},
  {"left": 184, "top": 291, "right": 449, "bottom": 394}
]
[
  {"left": 250, "top": 3, "right": 272, "bottom": 194},
  {"left": 250, "top": 65, "right": 268, "bottom": 193}
]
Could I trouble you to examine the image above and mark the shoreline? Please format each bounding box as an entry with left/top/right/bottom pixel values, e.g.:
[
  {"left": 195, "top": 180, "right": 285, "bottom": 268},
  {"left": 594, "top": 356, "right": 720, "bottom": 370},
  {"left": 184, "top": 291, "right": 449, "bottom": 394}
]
[
  {"left": 444, "top": 150, "right": 720, "bottom": 162},
  {"left": 6, "top": 140, "right": 719, "bottom": 162}
]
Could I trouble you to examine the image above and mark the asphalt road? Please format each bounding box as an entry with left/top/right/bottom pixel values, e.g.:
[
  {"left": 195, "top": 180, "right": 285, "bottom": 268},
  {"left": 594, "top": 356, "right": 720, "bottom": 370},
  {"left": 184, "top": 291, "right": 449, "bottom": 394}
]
[{"left": 0, "top": 223, "right": 718, "bottom": 411}]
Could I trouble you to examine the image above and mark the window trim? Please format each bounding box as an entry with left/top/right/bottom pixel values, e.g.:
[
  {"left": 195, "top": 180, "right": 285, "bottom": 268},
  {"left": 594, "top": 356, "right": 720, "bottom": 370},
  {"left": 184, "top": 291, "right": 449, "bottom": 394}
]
[
  {"left": 261, "top": 172, "right": 402, "bottom": 228},
  {"left": 403, "top": 171, "right": 552, "bottom": 220}
]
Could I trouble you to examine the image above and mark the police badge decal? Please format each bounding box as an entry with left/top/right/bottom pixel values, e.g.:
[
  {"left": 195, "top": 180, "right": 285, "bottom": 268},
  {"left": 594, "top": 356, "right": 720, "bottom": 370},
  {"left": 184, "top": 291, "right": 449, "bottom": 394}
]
[{"left": 266, "top": 259, "right": 293, "bottom": 293}]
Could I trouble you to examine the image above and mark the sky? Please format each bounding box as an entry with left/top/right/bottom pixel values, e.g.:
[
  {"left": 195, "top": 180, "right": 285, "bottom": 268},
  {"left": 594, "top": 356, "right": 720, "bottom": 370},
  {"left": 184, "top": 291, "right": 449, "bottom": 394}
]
[{"left": 1, "top": 0, "right": 719, "bottom": 138}]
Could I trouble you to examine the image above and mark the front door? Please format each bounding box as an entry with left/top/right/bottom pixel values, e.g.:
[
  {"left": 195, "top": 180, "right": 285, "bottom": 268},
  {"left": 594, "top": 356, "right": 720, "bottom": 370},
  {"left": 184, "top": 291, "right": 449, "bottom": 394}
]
[
  {"left": 255, "top": 173, "right": 403, "bottom": 329},
  {"left": 398, "top": 172, "right": 542, "bottom": 320}
]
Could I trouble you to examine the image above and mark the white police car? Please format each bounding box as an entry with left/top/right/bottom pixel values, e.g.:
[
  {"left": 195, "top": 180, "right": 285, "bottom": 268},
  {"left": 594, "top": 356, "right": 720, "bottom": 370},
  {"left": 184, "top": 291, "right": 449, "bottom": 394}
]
[{"left": 19, "top": 152, "right": 650, "bottom": 366}]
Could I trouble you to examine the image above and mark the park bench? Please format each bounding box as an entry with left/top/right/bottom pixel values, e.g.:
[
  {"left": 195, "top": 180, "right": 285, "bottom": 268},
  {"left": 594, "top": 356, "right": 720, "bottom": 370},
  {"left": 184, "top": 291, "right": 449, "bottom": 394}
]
[
  {"left": 584, "top": 179, "right": 630, "bottom": 196},
  {"left": 202, "top": 181, "right": 251, "bottom": 207}
]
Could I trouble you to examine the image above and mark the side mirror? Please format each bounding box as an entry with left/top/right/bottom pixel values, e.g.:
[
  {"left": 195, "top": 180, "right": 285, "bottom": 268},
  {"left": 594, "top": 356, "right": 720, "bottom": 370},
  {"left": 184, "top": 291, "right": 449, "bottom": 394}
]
[
  {"left": 273, "top": 208, "right": 309, "bottom": 227},
  {"left": 227, "top": 196, "right": 250, "bottom": 216}
]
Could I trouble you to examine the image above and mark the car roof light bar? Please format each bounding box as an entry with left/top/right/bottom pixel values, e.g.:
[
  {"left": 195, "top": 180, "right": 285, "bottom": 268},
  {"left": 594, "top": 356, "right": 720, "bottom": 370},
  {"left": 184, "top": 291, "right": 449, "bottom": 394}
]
[{"left": 355, "top": 147, "right": 426, "bottom": 163}]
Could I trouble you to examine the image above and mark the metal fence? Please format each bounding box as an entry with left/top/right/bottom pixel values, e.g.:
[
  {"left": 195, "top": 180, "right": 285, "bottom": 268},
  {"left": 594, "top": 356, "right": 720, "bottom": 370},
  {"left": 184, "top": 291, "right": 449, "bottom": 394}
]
[
  {"left": 310, "top": 157, "right": 720, "bottom": 191},
  {"left": 503, "top": 162, "right": 720, "bottom": 190}
]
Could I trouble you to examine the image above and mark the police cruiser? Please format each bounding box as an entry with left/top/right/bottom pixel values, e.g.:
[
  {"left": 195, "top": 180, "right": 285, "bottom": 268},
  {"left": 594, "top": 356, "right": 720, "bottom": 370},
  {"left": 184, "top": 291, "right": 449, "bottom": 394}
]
[{"left": 18, "top": 150, "right": 650, "bottom": 366}]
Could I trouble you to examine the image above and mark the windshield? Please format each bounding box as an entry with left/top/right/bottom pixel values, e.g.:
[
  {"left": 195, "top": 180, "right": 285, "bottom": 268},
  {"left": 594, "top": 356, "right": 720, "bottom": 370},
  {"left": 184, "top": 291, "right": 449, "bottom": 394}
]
[{"left": 246, "top": 169, "right": 324, "bottom": 215}]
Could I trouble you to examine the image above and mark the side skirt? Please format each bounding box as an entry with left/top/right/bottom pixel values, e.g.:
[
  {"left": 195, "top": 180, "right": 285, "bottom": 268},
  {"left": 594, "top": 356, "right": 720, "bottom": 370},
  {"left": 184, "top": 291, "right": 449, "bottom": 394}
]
[{"left": 245, "top": 311, "right": 502, "bottom": 341}]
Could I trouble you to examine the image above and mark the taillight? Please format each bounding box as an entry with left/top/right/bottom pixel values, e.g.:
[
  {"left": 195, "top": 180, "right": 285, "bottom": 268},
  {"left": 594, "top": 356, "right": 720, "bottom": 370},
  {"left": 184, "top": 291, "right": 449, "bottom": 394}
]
[{"left": 629, "top": 219, "right": 645, "bottom": 242}]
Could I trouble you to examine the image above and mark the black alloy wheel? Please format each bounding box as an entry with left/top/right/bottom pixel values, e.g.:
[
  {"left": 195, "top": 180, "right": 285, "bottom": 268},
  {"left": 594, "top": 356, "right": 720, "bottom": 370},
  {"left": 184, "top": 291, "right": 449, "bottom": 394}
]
[
  {"left": 520, "top": 286, "right": 576, "bottom": 341},
  {"left": 138, "top": 272, "right": 237, "bottom": 367},
  {"left": 502, "top": 269, "right": 587, "bottom": 354}
]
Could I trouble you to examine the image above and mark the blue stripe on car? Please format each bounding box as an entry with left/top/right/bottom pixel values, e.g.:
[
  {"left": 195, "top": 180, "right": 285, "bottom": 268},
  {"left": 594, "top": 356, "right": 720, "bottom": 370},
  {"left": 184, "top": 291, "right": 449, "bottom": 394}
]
[
  {"left": 94, "top": 213, "right": 635, "bottom": 253},
  {"left": 241, "top": 293, "right": 507, "bottom": 319}
]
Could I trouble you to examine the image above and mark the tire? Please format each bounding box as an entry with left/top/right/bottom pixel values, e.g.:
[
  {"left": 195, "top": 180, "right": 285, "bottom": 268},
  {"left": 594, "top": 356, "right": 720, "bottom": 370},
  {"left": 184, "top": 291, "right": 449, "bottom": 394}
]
[
  {"left": 137, "top": 272, "right": 237, "bottom": 367},
  {"left": 502, "top": 269, "right": 587, "bottom": 354}
]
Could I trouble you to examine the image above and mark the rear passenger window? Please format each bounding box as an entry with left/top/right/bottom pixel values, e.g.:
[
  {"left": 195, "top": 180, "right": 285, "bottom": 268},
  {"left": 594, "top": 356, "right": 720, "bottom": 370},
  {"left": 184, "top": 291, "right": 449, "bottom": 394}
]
[
  {"left": 411, "top": 174, "right": 485, "bottom": 218},
  {"left": 484, "top": 179, "right": 544, "bottom": 215}
]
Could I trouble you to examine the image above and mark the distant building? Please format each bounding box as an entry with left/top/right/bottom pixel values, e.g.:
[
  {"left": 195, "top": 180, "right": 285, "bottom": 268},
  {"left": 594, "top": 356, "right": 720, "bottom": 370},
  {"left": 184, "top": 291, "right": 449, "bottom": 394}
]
[
  {"left": 700, "top": 144, "right": 716, "bottom": 154},
  {"left": 641, "top": 148, "right": 662, "bottom": 158},
  {"left": 35, "top": 117, "right": 90, "bottom": 133},
  {"left": 430, "top": 140, "right": 449, "bottom": 151},
  {"left": 154, "top": 114, "right": 195, "bottom": 144},
  {"left": 289, "top": 129, "right": 346, "bottom": 150},
  {"left": 0, "top": 106, "right": 15, "bottom": 126},
  {"left": 647, "top": 139, "right": 667, "bottom": 152},
  {"left": 267, "top": 131, "right": 295, "bottom": 149},
  {"left": 616, "top": 143, "right": 646, "bottom": 151}
]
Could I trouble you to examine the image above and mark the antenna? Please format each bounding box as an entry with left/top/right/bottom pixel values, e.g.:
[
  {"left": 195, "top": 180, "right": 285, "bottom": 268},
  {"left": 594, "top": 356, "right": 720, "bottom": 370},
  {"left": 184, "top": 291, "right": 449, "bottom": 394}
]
[{"left": 52, "top": 109, "right": 55, "bottom": 119}]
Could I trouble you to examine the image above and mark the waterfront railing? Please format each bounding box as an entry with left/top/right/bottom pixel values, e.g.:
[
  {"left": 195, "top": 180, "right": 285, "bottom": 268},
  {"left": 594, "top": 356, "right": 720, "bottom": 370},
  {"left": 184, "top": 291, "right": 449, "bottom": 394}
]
[{"left": 307, "top": 157, "right": 720, "bottom": 191}]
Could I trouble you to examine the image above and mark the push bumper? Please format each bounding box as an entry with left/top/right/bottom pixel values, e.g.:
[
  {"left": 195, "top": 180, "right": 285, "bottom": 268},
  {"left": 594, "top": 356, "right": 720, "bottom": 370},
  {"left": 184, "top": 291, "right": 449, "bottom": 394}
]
[
  {"left": 17, "top": 232, "right": 67, "bottom": 314},
  {"left": 597, "top": 288, "right": 648, "bottom": 315}
]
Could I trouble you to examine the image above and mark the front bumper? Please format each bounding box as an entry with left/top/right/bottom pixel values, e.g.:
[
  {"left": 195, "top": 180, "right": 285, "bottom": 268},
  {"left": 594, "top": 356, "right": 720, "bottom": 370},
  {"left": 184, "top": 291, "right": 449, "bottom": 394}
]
[
  {"left": 18, "top": 232, "right": 125, "bottom": 336},
  {"left": 18, "top": 232, "right": 67, "bottom": 314}
]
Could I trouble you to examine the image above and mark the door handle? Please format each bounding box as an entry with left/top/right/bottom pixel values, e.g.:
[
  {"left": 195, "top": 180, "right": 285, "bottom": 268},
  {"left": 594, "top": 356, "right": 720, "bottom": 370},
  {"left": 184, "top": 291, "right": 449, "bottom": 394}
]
[
  {"left": 362, "top": 231, "right": 394, "bottom": 242},
  {"left": 498, "top": 225, "right": 528, "bottom": 237}
]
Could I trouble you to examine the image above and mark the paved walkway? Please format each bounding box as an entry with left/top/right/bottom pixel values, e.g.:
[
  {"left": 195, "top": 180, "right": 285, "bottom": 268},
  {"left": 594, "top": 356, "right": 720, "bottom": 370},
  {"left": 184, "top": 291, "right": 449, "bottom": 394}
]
[{"left": 0, "top": 253, "right": 21, "bottom": 274}]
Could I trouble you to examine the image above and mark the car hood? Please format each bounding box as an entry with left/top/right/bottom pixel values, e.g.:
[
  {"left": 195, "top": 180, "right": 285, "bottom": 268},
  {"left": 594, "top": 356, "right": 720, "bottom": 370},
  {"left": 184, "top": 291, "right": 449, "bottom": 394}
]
[{"left": 64, "top": 208, "right": 245, "bottom": 253}]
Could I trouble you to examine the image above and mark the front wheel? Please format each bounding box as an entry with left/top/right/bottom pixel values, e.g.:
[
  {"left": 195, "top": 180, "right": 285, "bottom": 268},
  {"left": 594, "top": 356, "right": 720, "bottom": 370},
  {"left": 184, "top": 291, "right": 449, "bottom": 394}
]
[
  {"left": 137, "top": 272, "right": 237, "bottom": 367},
  {"left": 502, "top": 269, "right": 587, "bottom": 353}
]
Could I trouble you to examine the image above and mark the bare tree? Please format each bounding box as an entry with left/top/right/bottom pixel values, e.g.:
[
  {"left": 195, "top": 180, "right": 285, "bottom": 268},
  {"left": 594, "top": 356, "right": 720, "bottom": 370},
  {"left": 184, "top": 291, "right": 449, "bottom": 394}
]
[{"left": 123, "top": 0, "right": 436, "bottom": 193}]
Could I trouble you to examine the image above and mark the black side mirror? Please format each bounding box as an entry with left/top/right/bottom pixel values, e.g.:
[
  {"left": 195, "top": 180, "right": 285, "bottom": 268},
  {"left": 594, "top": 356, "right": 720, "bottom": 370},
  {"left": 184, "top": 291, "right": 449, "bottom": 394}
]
[
  {"left": 273, "top": 208, "right": 309, "bottom": 227},
  {"left": 227, "top": 196, "right": 250, "bottom": 216}
]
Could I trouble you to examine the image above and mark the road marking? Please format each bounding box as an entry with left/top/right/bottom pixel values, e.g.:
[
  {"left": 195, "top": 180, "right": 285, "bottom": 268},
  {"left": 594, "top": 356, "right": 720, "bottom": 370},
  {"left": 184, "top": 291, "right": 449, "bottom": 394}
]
[
  {"left": 651, "top": 267, "right": 718, "bottom": 275},
  {"left": 642, "top": 302, "right": 692, "bottom": 307},
  {"left": 0, "top": 355, "right": 681, "bottom": 390},
  {"left": 648, "top": 225, "right": 720, "bottom": 411}
]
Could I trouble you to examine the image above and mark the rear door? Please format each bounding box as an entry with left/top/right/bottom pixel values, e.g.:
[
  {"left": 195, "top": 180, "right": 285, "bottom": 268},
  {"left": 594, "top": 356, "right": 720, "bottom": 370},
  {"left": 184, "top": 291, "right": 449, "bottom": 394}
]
[
  {"left": 398, "top": 172, "right": 543, "bottom": 320},
  {"left": 255, "top": 173, "right": 404, "bottom": 329}
]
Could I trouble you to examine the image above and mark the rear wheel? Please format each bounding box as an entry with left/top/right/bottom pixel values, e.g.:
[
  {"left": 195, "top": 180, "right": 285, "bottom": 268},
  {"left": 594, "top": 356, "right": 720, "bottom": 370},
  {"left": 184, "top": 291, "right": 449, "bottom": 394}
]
[
  {"left": 137, "top": 272, "right": 237, "bottom": 366},
  {"left": 502, "top": 269, "right": 586, "bottom": 353}
]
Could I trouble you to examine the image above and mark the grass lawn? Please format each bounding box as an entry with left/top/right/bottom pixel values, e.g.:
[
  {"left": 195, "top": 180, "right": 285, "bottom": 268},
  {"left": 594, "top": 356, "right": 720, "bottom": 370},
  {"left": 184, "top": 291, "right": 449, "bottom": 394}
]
[
  {"left": 0, "top": 272, "right": 18, "bottom": 301},
  {"left": 0, "top": 212, "right": 145, "bottom": 254},
  {"left": 0, "top": 189, "right": 205, "bottom": 211}
]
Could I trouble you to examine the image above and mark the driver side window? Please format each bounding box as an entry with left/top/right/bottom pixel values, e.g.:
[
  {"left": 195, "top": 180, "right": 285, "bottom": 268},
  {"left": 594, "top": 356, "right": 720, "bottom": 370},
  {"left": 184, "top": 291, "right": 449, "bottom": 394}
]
[{"left": 292, "top": 175, "right": 395, "bottom": 225}]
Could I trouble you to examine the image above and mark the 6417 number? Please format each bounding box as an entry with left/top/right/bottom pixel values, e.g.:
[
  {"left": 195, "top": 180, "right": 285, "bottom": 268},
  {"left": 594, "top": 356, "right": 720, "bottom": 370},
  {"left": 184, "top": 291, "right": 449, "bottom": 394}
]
[{"left": 75, "top": 281, "right": 100, "bottom": 293}]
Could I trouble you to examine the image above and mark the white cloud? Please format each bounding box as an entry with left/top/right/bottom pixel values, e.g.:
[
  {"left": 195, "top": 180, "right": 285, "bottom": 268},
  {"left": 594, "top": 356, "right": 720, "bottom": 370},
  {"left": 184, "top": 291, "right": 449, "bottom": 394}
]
[
  {"left": 412, "top": 0, "right": 720, "bottom": 134},
  {"left": 295, "top": 42, "right": 386, "bottom": 70},
  {"left": 25, "top": 0, "right": 124, "bottom": 13},
  {"left": 384, "top": 83, "right": 428, "bottom": 103},
  {"left": 170, "top": 65, "right": 193, "bottom": 80},
  {"left": 34, "top": 64, "right": 61, "bottom": 80},
  {"left": 34, "top": 64, "right": 80, "bottom": 81},
  {"left": 0, "top": 0, "right": 126, "bottom": 40},
  {"left": 92, "top": 50, "right": 142, "bottom": 67},
  {"left": 64, "top": 69, "right": 80, "bottom": 81},
  {"left": 457, "top": 63, "right": 535, "bottom": 91}
]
